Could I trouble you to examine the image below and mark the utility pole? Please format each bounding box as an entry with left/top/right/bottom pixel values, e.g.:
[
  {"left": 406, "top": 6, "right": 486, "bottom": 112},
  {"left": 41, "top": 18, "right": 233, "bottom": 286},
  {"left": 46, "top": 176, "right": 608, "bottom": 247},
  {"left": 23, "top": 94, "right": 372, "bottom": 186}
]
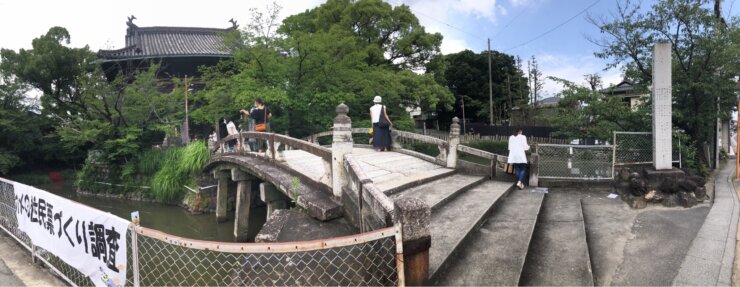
[
  {"left": 183, "top": 75, "right": 190, "bottom": 145},
  {"left": 461, "top": 95, "right": 467, "bottom": 135},
  {"left": 736, "top": 97, "right": 739, "bottom": 179},
  {"left": 488, "top": 38, "right": 493, "bottom": 126}
]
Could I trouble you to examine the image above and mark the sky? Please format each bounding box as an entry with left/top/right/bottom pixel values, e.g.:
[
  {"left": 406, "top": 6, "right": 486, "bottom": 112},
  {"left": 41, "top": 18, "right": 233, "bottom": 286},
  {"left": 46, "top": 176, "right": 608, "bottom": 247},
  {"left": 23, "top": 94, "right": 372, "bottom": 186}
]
[{"left": 0, "top": 0, "right": 737, "bottom": 97}]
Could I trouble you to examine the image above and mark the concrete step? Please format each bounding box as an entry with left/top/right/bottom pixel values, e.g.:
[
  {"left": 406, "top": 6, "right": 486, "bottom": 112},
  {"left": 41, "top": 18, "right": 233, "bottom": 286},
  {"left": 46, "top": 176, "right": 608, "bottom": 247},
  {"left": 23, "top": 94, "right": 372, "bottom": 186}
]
[
  {"left": 427, "top": 180, "right": 515, "bottom": 281},
  {"left": 519, "top": 193, "right": 594, "bottom": 286},
  {"left": 375, "top": 168, "right": 456, "bottom": 195},
  {"left": 433, "top": 190, "right": 545, "bottom": 286},
  {"left": 389, "top": 174, "right": 487, "bottom": 211}
]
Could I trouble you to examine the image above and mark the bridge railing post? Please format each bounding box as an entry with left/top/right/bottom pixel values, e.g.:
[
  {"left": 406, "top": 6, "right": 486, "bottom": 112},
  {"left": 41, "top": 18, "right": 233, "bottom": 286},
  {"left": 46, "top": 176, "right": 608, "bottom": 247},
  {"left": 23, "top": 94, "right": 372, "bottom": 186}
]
[
  {"left": 529, "top": 153, "right": 539, "bottom": 187},
  {"left": 332, "top": 103, "right": 353, "bottom": 198},
  {"left": 394, "top": 197, "right": 431, "bottom": 286},
  {"left": 446, "top": 117, "right": 460, "bottom": 169}
]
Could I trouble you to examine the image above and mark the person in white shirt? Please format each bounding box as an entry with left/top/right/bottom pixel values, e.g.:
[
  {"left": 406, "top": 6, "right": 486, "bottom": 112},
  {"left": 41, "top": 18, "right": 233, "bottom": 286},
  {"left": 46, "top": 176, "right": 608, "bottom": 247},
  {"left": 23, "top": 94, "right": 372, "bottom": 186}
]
[
  {"left": 225, "top": 118, "right": 239, "bottom": 152},
  {"left": 508, "top": 128, "right": 530, "bottom": 189}
]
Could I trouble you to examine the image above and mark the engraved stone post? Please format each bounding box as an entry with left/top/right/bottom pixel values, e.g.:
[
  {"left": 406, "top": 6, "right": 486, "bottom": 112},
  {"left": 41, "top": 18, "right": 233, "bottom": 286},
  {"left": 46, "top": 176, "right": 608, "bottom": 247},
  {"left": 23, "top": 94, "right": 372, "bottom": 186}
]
[
  {"left": 447, "top": 117, "right": 460, "bottom": 168},
  {"left": 332, "top": 103, "right": 353, "bottom": 197},
  {"left": 652, "top": 41, "right": 673, "bottom": 170}
]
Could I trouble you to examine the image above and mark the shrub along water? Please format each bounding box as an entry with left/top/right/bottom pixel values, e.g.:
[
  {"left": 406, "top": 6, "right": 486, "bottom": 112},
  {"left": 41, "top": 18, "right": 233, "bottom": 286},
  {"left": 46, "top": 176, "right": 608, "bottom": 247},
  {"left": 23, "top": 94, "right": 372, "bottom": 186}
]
[{"left": 77, "top": 141, "right": 210, "bottom": 202}]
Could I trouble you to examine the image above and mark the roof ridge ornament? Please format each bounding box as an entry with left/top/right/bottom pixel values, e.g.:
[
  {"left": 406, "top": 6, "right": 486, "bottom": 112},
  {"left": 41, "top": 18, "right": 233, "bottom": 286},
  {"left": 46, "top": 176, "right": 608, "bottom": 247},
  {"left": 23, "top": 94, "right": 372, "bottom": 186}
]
[
  {"left": 127, "top": 15, "right": 137, "bottom": 28},
  {"left": 228, "top": 18, "right": 239, "bottom": 30}
]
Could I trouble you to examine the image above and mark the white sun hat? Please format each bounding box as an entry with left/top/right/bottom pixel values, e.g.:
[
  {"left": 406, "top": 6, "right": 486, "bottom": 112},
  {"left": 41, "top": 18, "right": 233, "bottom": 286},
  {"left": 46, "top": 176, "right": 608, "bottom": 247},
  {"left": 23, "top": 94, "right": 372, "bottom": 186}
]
[{"left": 373, "top": 96, "right": 382, "bottom": 103}]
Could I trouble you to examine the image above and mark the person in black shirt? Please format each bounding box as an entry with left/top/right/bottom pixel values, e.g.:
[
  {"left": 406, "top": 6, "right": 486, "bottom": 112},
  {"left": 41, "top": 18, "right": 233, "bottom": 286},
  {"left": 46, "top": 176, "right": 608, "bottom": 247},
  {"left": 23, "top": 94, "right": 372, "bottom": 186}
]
[{"left": 240, "top": 98, "right": 272, "bottom": 152}]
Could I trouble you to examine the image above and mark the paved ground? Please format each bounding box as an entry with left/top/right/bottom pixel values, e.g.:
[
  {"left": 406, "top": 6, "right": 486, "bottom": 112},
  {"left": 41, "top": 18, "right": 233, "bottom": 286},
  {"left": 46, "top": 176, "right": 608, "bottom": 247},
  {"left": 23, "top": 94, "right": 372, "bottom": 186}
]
[
  {"left": 673, "top": 162, "right": 738, "bottom": 286},
  {"left": 0, "top": 231, "right": 64, "bottom": 286}
]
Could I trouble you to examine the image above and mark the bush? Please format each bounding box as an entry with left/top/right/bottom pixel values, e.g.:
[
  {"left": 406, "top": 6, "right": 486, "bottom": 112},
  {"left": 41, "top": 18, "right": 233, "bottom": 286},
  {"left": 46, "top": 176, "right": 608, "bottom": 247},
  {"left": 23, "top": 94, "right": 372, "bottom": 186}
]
[
  {"left": 464, "top": 141, "right": 508, "bottom": 155},
  {"left": 405, "top": 143, "right": 439, "bottom": 157}
]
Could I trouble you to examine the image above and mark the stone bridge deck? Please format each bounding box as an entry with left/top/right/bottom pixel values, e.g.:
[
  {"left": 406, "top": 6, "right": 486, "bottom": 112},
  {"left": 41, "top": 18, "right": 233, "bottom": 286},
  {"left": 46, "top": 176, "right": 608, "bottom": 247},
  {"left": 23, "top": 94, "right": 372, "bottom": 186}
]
[{"left": 282, "top": 147, "right": 453, "bottom": 194}]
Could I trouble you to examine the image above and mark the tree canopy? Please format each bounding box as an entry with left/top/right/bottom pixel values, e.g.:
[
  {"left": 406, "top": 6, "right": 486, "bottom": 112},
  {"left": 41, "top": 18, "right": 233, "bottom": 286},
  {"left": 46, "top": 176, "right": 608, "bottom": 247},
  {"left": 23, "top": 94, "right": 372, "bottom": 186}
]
[{"left": 588, "top": 0, "right": 739, "bottom": 164}]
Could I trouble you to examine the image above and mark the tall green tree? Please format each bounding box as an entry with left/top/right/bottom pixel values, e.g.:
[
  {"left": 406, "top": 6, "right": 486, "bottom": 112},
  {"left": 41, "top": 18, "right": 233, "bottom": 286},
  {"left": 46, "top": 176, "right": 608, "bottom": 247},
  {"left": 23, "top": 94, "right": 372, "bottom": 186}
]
[
  {"left": 197, "top": 0, "right": 453, "bottom": 136},
  {"left": 426, "top": 49, "right": 528, "bottom": 127},
  {"left": 545, "top": 76, "right": 649, "bottom": 141},
  {"left": 589, "top": 0, "right": 739, "bottom": 165}
]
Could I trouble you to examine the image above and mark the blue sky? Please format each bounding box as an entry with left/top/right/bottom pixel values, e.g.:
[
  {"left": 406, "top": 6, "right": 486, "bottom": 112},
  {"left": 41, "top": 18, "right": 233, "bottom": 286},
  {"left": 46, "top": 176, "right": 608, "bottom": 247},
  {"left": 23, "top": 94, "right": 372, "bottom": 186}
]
[{"left": 0, "top": 0, "right": 737, "bottom": 95}]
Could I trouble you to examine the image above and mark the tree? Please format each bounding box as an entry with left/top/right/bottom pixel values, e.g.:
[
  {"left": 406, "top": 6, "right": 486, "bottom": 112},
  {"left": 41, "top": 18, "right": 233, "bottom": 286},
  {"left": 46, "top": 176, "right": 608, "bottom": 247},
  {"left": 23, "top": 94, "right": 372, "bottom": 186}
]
[
  {"left": 545, "top": 77, "right": 649, "bottom": 141},
  {"left": 426, "top": 49, "right": 528, "bottom": 127},
  {"left": 197, "top": 0, "right": 453, "bottom": 136},
  {"left": 588, "top": 0, "right": 740, "bottom": 166},
  {"left": 584, "top": 73, "right": 603, "bottom": 91},
  {"left": 527, "top": 56, "right": 545, "bottom": 107}
]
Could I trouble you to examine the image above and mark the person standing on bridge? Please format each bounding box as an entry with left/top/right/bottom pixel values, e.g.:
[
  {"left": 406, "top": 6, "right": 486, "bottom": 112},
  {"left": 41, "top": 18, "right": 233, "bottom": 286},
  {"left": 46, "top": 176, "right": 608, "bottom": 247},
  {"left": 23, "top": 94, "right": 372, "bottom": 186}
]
[
  {"left": 240, "top": 98, "right": 272, "bottom": 152},
  {"left": 508, "top": 128, "right": 530, "bottom": 189},
  {"left": 370, "top": 96, "right": 393, "bottom": 152}
]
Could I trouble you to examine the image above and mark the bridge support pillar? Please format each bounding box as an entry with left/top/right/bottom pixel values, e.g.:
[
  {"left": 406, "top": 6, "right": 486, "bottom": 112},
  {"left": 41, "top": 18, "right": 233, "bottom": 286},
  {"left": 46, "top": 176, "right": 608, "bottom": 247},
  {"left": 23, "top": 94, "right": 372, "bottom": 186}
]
[
  {"left": 446, "top": 117, "right": 460, "bottom": 169},
  {"left": 260, "top": 182, "right": 289, "bottom": 217},
  {"left": 214, "top": 170, "right": 231, "bottom": 223},
  {"left": 395, "top": 197, "right": 431, "bottom": 286},
  {"left": 232, "top": 169, "right": 255, "bottom": 242},
  {"left": 332, "top": 103, "right": 353, "bottom": 198}
]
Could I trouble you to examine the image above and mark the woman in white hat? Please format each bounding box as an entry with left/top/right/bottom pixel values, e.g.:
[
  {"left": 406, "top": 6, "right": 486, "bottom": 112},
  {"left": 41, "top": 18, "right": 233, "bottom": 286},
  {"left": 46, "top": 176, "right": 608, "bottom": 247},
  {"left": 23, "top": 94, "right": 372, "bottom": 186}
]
[{"left": 370, "top": 96, "right": 393, "bottom": 151}]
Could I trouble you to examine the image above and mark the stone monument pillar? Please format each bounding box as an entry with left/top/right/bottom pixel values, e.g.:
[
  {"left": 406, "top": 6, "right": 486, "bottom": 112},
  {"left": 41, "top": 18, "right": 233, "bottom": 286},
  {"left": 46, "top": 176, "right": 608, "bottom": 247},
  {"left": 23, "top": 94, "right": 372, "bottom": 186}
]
[
  {"left": 446, "top": 117, "right": 460, "bottom": 168},
  {"left": 332, "top": 103, "right": 353, "bottom": 197},
  {"left": 652, "top": 41, "right": 673, "bottom": 170},
  {"left": 214, "top": 170, "right": 231, "bottom": 223}
]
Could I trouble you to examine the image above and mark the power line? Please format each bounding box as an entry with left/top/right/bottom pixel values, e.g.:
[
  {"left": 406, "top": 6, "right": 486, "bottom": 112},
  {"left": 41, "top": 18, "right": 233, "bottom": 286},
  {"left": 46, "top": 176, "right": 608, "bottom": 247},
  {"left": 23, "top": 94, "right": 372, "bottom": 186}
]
[
  {"left": 492, "top": 7, "right": 527, "bottom": 38},
  {"left": 503, "top": 0, "right": 601, "bottom": 52},
  {"left": 388, "top": 0, "right": 479, "bottom": 38}
]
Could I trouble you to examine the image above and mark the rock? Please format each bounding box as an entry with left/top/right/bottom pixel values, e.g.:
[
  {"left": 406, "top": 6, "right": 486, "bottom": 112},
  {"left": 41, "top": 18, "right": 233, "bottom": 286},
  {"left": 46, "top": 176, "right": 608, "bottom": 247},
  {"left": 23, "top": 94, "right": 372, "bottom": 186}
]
[
  {"left": 629, "top": 178, "right": 648, "bottom": 196},
  {"left": 687, "top": 175, "right": 706, "bottom": 187},
  {"left": 678, "top": 179, "right": 698, "bottom": 192},
  {"left": 628, "top": 171, "right": 641, "bottom": 180},
  {"left": 619, "top": 169, "right": 631, "bottom": 181},
  {"left": 659, "top": 177, "right": 679, "bottom": 194},
  {"left": 629, "top": 196, "right": 647, "bottom": 209},
  {"left": 695, "top": 187, "right": 707, "bottom": 202},
  {"left": 644, "top": 190, "right": 663, "bottom": 203},
  {"left": 662, "top": 193, "right": 679, "bottom": 207},
  {"left": 677, "top": 192, "right": 698, "bottom": 208}
]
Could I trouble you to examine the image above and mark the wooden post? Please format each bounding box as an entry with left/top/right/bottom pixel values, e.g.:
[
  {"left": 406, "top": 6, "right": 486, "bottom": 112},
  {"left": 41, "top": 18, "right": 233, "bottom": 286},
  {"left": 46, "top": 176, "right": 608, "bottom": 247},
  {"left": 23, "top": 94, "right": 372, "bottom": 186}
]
[
  {"left": 612, "top": 131, "right": 617, "bottom": 179},
  {"left": 394, "top": 198, "right": 431, "bottom": 286}
]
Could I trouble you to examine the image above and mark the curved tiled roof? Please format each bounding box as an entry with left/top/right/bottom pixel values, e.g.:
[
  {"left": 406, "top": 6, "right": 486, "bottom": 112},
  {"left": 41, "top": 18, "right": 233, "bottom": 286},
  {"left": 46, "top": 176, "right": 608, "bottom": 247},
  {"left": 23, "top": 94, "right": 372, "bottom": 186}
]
[{"left": 97, "top": 24, "right": 233, "bottom": 60}]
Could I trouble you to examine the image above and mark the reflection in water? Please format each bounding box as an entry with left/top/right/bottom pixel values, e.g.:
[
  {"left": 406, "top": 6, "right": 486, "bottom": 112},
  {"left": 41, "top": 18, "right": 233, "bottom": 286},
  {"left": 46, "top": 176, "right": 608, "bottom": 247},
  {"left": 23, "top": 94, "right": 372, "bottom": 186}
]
[{"left": 36, "top": 181, "right": 248, "bottom": 242}]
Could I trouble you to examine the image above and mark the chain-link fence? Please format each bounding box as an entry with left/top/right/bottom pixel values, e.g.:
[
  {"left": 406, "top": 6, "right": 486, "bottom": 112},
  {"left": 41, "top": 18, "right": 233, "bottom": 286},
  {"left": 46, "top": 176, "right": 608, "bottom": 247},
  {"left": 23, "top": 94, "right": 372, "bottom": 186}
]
[
  {"left": 0, "top": 178, "right": 404, "bottom": 286},
  {"left": 614, "top": 131, "right": 681, "bottom": 167},
  {"left": 537, "top": 144, "right": 614, "bottom": 180}
]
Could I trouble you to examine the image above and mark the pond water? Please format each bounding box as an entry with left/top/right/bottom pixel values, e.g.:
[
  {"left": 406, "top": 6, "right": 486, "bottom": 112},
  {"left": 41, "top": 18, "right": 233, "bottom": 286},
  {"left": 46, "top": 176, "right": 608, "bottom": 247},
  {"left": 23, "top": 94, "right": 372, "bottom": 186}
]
[{"left": 34, "top": 181, "right": 249, "bottom": 242}]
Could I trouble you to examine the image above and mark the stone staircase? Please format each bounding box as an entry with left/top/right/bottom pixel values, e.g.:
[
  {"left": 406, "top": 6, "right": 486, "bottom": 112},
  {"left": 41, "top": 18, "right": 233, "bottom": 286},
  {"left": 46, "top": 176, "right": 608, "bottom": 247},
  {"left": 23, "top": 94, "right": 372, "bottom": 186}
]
[{"left": 382, "top": 169, "right": 596, "bottom": 286}]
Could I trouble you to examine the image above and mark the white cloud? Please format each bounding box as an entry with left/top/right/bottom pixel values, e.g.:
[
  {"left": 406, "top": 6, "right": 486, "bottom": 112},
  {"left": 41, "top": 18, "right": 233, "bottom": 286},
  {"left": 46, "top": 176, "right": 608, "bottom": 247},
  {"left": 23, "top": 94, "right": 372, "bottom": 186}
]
[
  {"left": 533, "top": 52, "right": 622, "bottom": 97},
  {"left": 0, "top": 0, "right": 324, "bottom": 51}
]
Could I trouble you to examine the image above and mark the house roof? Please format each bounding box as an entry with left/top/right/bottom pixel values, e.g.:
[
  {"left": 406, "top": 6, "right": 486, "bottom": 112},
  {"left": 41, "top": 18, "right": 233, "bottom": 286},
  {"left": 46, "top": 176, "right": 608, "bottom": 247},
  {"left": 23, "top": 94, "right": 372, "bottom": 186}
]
[
  {"left": 538, "top": 96, "right": 560, "bottom": 107},
  {"left": 599, "top": 80, "right": 636, "bottom": 95},
  {"left": 97, "top": 17, "right": 235, "bottom": 61}
]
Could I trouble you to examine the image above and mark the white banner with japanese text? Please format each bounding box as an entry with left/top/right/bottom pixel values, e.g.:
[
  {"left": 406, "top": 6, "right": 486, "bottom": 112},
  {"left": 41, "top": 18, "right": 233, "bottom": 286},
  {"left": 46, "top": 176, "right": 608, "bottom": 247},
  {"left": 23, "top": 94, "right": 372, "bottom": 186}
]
[{"left": 10, "top": 180, "right": 129, "bottom": 287}]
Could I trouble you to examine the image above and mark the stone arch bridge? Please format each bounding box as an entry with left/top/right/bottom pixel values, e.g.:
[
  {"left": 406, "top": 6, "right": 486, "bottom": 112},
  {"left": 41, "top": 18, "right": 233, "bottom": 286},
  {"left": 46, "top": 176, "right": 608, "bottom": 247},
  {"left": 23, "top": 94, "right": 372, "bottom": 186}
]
[{"left": 203, "top": 104, "right": 536, "bottom": 278}]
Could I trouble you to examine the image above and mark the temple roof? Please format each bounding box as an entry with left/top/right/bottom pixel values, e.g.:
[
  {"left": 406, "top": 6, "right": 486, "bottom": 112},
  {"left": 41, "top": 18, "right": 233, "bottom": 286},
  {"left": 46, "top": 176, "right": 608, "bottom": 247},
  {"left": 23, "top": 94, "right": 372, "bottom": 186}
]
[
  {"left": 97, "top": 17, "right": 235, "bottom": 61},
  {"left": 599, "top": 80, "right": 638, "bottom": 96}
]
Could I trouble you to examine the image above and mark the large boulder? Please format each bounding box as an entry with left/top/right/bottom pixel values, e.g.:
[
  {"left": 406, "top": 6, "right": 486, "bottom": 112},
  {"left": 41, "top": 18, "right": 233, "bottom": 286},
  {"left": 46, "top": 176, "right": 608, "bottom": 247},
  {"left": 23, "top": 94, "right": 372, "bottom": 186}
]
[{"left": 677, "top": 192, "right": 698, "bottom": 208}]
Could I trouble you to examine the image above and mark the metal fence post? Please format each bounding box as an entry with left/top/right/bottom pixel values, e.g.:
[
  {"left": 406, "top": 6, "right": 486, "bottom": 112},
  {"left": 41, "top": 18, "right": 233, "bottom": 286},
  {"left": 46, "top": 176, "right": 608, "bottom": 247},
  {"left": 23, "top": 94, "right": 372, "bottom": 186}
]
[
  {"left": 131, "top": 225, "right": 141, "bottom": 287},
  {"left": 612, "top": 131, "right": 617, "bottom": 179}
]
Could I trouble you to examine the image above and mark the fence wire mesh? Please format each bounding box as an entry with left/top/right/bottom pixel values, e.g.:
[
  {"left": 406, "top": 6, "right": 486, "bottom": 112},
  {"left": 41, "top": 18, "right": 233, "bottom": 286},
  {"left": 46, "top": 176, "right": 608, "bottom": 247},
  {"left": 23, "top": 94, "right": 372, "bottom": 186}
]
[
  {"left": 135, "top": 230, "right": 399, "bottom": 286},
  {"left": 537, "top": 144, "right": 614, "bottom": 179},
  {"left": 614, "top": 132, "right": 681, "bottom": 166}
]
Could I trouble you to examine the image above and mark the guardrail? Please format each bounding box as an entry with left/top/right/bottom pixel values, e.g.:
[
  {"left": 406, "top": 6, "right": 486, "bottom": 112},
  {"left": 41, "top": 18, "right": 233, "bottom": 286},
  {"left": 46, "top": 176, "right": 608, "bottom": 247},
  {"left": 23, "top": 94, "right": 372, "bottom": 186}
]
[
  {"left": 342, "top": 154, "right": 396, "bottom": 232},
  {"left": 0, "top": 177, "right": 406, "bottom": 286}
]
